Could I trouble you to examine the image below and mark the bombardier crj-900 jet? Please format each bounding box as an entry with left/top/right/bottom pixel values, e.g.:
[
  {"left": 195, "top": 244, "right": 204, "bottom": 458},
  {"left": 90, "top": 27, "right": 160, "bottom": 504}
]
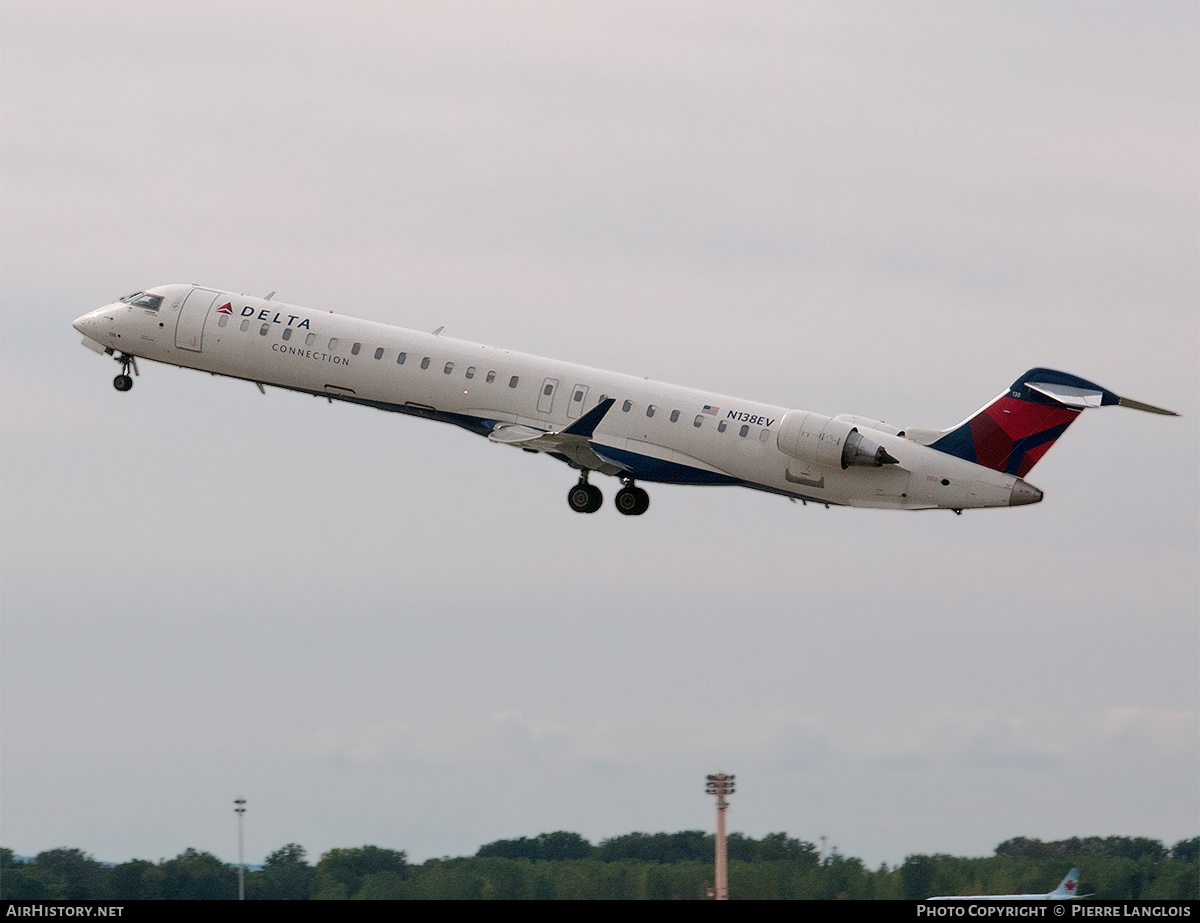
[{"left": 73, "top": 284, "right": 1176, "bottom": 516}]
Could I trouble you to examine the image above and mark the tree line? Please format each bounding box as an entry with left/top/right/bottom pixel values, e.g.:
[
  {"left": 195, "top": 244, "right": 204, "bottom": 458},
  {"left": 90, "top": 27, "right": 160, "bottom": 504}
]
[{"left": 2, "top": 834, "right": 1196, "bottom": 900}]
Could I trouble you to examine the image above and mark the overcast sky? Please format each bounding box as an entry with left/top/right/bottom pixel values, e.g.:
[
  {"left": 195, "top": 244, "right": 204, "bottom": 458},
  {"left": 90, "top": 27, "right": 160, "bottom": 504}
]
[{"left": 1, "top": 1, "right": 1196, "bottom": 869}]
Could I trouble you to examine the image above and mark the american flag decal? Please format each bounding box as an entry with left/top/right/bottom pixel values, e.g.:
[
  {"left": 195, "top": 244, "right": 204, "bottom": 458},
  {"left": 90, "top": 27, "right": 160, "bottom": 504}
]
[
  {"left": 702, "top": 405, "right": 719, "bottom": 415},
  {"left": 216, "top": 302, "right": 233, "bottom": 314}
]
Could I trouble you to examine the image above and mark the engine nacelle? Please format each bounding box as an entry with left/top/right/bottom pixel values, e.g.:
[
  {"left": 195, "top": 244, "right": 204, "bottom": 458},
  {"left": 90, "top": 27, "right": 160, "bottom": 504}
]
[
  {"left": 832, "top": 413, "right": 904, "bottom": 437},
  {"left": 777, "top": 410, "right": 900, "bottom": 470}
]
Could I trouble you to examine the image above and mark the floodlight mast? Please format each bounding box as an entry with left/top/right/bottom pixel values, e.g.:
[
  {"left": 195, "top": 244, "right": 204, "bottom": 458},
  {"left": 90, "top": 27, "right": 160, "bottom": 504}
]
[
  {"left": 705, "top": 773, "right": 735, "bottom": 900},
  {"left": 234, "top": 798, "right": 246, "bottom": 900}
]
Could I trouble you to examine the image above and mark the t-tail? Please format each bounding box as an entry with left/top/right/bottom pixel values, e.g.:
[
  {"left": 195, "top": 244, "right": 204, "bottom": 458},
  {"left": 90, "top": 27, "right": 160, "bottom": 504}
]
[{"left": 918, "top": 368, "right": 1177, "bottom": 478}]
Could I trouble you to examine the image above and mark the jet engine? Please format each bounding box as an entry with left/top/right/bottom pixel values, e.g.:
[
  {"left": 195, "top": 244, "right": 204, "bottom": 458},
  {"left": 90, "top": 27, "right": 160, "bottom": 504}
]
[
  {"left": 832, "top": 413, "right": 904, "bottom": 437},
  {"left": 777, "top": 410, "right": 900, "bottom": 470}
]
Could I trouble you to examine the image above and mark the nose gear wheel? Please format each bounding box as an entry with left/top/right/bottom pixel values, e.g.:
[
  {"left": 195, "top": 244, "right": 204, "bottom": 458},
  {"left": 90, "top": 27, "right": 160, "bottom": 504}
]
[{"left": 112, "top": 353, "right": 139, "bottom": 391}]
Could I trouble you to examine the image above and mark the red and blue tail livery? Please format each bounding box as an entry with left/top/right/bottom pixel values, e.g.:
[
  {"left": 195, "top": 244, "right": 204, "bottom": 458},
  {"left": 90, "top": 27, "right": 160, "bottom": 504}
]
[{"left": 926, "top": 368, "right": 1176, "bottom": 478}]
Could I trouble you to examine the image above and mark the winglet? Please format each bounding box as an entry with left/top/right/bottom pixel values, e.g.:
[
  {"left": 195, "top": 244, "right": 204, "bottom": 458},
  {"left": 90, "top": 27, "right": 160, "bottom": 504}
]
[{"left": 560, "top": 397, "right": 616, "bottom": 439}]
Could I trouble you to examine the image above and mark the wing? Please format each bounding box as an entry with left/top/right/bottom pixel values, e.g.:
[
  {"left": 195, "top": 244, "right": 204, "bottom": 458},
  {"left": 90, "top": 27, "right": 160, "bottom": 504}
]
[{"left": 487, "top": 398, "right": 622, "bottom": 473}]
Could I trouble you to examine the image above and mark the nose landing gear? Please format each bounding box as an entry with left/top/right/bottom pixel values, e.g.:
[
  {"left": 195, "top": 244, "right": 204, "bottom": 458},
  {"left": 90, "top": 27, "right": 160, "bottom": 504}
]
[{"left": 112, "top": 353, "right": 139, "bottom": 392}]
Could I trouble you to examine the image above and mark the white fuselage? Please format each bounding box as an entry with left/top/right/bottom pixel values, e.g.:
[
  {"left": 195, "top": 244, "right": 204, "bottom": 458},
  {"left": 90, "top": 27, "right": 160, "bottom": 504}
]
[{"left": 74, "top": 283, "right": 1036, "bottom": 512}]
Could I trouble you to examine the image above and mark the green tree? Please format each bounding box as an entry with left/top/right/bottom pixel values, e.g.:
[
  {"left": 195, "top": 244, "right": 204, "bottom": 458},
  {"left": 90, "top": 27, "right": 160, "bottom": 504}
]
[
  {"left": 995, "top": 837, "right": 1052, "bottom": 859},
  {"left": 254, "top": 843, "right": 314, "bottom": 900},
  {"left": 900, "top": 854, "right": 938, "bottom": 900},
  {"left": 477, "top": 831, "right": 592, "bottom": 862},
  {"left": 1171, "top": 837, "right": 1199, "bottom": 864},
  {"left": 755, "top": 832, "right": 820, "bottom": 865},
  {"left": 106, "top": 859, "right": 157, "bottom": 900},
  {"left": 159, "top": 848, "right": 236, "bottom": 900},
  {"left": 34, "top": 847, "right": 103, "bottom": 899},
  {"left": 314, "top": 845, "right": 407, "bottom": 899}
]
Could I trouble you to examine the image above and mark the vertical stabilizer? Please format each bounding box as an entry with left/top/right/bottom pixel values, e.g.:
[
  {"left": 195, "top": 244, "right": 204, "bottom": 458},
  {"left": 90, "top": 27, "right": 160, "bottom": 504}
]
[
  {"left": 1049, "top": 868, "right": 1081, "bottom": 898},
  {"left": 927, "top": 368, "right": 1175, "bottom": 477}
]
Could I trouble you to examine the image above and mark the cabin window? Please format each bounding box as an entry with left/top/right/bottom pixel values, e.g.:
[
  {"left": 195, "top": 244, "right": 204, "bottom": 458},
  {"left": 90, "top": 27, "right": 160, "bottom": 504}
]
[
  {"left": 374, "top": 347, "right": 384, "bottom": 360},
  {"left": 759, "top": 429, "right": 770, "bottom": 443},
  {"left": 444, "top": 362, "right": 454, "bottom": 375},
  {"left": 670, "top": 409, "right": 680, "bottom": 422},
  {"left": 259, "top": 324, "right": 269, "bottom": 336},
  {"left": 396, "top": 351, "right": 406, "bottom": 365},
  {"left": 240, "top": 319, "right": 251, "bottom": 332},
  {"left": 218, "top": 315, "right": 229, "bottom": 328},
  {"left": 420, "top": 357, "right": 431, "bottom": 370},
  {"left": 573, "top": 390, "right": 584, "bottom": 403},
  {"left": 544, "top": 383, "right": 554, "bottom": 397},
  {"left": 694, "top": 415, "right": 703, "bottom": 428},
  {"left": 329, "top": 338, "right": 338, "bottom": 350},
  {"left": 486, "top": 371, "right": 496, "bottom": 383},
  {"left": 646, "top": 405, "right": 656, "bottom": 418},
  {"left": 281, "top": 327, "right": 291, "bottom": 340},
  {"left": 509, "top": 375, "right": 519, "bottom": 389},
  {"left": 718, "top": 421, "right": 728, "bottom": 433},
  {"left": 305, "top": 332, "right": 315, "bottom": 346},
  {"left": 622, "top": 400, "right": 632, "bottom": 412},
  {"left": 465, "top": 366, "right": 475, "bottom": 379},
  {"left": 739, "top": 424, "right": 749, "bottom": 437},
  {"left": 351, "top": 342, "right": 362, "bottom": 356}
]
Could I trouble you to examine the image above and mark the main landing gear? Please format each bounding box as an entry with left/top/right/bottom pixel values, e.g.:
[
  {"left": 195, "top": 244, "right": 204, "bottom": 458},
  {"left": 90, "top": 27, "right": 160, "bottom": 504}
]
[
  {"left": 615, "top": 482, "right": 650, "bottom": 516},
  {"left": 567, "top": 474, "right": 603, "bottom": 514},
  {"left": 565, "top": 474, "right": 650, "bottom": 516},
  {"left": 112, "top": 353, "right": 138, "bottom": 392}
]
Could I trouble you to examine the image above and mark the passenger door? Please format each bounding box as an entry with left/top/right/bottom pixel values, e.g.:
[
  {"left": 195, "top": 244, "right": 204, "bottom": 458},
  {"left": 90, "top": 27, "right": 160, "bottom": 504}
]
[{"left": 175, "top": 287, "right": 221, "bottom": 352}]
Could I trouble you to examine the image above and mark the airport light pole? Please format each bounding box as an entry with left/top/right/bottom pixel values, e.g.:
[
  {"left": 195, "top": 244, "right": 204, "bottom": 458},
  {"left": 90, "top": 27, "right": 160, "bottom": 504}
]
[
  {"left": 706, "top": 773, "right": 735, "bottom": 900},
  {"left": 234, "top": 798, "right": 246, "bottom": 900}
]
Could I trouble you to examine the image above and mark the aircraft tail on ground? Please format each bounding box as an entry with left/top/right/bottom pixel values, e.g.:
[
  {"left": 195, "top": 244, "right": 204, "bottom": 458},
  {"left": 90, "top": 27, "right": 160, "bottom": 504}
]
[
  {"left": 919, "top": 368, "right": 1176, "bottom": 478},
  {"left": 1049, "top": 868, "right": 1082, "bottom": 898}
]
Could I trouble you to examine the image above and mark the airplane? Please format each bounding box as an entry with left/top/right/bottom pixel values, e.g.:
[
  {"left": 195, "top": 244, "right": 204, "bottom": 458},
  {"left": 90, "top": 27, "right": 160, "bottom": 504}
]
[
  {"left": 72, "top": 284, "right": 1177, "bottom": 516},
  {"left": 928, "top": 867, "right": 1091, "bottom": 900}
]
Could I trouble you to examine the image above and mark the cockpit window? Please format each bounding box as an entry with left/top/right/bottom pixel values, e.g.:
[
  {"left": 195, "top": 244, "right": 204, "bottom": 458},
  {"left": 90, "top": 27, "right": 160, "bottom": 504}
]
[{"left": 128, "top": 293, "right": 162, "bottom": 310}]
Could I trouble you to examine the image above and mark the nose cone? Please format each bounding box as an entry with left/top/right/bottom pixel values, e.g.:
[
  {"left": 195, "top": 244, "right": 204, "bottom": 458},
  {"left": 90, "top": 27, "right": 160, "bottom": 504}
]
[
  {"left": 74, "top": 307, "right": 113, "bottom": 343},
  {"left": 1009, "top": 478, "right": 1044, "bottom": 507}
]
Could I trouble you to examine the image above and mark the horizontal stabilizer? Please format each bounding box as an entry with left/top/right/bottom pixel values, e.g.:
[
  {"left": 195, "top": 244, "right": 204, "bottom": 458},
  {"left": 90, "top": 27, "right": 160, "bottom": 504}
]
[
  {"left": 1025, "top": 381, "right": 1105, "bottom": 409},
  {"left": 1117, "top": 395, "right": 1178, "bottom": 416}
]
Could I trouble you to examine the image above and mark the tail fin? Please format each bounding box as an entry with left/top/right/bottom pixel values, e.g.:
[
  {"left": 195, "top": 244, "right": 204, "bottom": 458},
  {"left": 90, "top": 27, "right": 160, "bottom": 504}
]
[
  {"left": 1049, "top": 868, "right": 1081, "bottom": 898},
  {"left": 924, "top": 369, "right": 1176, "bottom": 478}
]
